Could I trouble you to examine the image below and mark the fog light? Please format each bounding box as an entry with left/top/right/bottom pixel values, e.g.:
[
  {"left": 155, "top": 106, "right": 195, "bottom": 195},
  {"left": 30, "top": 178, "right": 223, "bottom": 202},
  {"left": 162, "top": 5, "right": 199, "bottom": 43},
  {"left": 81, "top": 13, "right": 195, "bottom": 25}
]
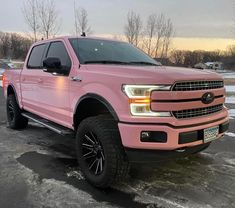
[
  {"left": 140, "top": 131, "right": 167, "bottom": 143},
  {"left": 141, "top": 131, "right": 151, "bottom": 139}
]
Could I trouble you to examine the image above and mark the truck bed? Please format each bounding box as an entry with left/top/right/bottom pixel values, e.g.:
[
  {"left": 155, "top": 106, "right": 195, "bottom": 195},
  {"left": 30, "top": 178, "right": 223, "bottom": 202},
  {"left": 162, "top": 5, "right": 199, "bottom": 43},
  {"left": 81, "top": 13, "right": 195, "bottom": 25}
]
[{"left": 3, "top": 68, "right": 22, "bottom": 97}]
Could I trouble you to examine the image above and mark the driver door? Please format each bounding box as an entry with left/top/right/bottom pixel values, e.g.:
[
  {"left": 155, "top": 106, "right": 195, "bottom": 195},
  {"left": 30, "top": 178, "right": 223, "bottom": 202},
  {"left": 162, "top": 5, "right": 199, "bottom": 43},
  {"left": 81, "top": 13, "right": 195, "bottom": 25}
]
[{"left": 34, "top": 41, "right": 72, "bottom": 127}]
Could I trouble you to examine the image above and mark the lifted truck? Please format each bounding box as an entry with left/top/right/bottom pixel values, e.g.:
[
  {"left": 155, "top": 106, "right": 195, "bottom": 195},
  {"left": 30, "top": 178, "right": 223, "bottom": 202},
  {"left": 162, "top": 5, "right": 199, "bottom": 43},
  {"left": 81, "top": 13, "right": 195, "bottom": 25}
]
[{"left": 3, "top": 36, "right": 229, "bottom": 188}]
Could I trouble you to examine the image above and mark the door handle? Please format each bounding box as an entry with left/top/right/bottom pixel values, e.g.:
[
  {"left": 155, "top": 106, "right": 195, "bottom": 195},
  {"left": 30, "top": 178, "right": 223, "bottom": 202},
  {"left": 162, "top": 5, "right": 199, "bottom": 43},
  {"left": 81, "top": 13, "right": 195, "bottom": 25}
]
[{"left": 71, "top": 76, "right": 82, "bottom": 82}]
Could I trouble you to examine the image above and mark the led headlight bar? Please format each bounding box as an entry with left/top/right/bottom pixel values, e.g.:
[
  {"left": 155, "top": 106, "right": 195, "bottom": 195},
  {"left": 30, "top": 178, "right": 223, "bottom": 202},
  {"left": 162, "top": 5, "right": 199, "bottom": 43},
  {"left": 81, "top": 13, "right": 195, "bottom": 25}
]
[{"left": 122, "top": 85, "right": 172, "bottom": 117}]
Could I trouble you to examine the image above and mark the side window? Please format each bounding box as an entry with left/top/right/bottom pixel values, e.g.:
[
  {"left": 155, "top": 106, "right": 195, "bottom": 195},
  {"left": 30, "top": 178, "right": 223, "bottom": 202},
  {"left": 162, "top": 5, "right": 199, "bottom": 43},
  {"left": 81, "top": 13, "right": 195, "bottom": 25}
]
[
  {"left": 27, "top": 44, "right": 46, "bottom": 69},
  {"left": 46, "top": 41, "right": 71, "bottom": 73}
]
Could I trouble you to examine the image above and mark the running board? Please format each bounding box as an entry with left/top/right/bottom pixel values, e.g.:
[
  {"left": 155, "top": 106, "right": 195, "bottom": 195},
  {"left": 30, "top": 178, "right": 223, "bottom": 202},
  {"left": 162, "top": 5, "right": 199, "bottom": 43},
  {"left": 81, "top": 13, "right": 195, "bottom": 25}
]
[{"left": 22, "top": 112, "right": 74, "bottom": 136}]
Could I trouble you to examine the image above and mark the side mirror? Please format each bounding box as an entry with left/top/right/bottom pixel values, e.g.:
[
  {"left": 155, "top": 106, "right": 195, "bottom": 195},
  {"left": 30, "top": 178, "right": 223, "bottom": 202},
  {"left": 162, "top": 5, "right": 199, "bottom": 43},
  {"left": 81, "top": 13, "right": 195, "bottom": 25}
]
[{"left": 43, "top": 57, "right": 61, "bottom": 74}]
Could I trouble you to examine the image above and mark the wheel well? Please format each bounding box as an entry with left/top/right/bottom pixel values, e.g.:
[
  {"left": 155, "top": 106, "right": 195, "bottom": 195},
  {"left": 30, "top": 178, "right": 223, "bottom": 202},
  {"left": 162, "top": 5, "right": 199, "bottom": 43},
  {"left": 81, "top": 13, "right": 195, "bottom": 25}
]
[
  {"left": 7, "top": 85, "right": 15, "bottom": 96},
  {"left": 73, "top": 97, "right": 118, "bottom": 130}
]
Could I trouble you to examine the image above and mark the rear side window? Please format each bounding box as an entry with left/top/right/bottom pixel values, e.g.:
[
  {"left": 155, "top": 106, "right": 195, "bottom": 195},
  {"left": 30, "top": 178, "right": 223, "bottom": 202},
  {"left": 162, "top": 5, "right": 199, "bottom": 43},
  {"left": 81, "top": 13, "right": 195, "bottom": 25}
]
[
  {"left": 27, "top": 44, "right": 46, "bottom": 69},
  {"left": 46, "top": 41, "right": 71, "bottom": 72}
]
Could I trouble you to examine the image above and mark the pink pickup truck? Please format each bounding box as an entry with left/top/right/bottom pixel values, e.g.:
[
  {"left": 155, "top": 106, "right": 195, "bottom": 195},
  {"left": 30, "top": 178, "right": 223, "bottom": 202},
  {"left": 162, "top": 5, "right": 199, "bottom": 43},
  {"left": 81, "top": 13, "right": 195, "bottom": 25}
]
[{"left": 3, "top": 36, "right": 229, "bottom": 187}]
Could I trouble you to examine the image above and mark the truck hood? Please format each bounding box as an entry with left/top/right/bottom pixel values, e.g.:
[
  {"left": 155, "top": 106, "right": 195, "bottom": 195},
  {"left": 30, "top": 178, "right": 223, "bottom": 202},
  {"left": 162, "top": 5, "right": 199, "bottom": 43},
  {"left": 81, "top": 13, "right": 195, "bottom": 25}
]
[{"left": 85, "top": 65, "right": 223, "bottom": 85}]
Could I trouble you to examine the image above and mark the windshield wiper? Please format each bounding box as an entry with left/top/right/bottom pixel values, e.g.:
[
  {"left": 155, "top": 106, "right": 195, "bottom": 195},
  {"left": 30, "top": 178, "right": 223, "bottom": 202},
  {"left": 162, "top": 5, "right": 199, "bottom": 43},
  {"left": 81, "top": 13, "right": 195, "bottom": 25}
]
[
  {"left": 83, "top": 60, "right": 129, "bottom": 65},
  {"left": 83, "top": 60, "right": 160, "bottom": 66},
  {"left": 128, "top": 61, "right": 159, "bottom": 66}
]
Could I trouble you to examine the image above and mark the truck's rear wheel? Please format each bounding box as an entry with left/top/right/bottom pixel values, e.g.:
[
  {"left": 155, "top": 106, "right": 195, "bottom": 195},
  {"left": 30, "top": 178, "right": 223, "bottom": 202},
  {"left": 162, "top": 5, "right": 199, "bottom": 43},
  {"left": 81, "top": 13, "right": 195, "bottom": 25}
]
[
  {"left": 6, "top": 95, "right": 28, "bottom": 129},
  {"left": 76, "top": 115, "right": 129, "bottom": 188}
]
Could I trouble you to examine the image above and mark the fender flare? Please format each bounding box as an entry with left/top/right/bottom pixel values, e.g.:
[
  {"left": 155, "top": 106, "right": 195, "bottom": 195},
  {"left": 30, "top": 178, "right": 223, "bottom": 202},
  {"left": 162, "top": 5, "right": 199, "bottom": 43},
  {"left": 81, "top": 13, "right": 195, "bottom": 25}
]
[
  {"left": 7, "top": 84, "right": 20, "bottom": 106},
  {"left": 74, "top": 93, "right": 119, "bottom": 122}
]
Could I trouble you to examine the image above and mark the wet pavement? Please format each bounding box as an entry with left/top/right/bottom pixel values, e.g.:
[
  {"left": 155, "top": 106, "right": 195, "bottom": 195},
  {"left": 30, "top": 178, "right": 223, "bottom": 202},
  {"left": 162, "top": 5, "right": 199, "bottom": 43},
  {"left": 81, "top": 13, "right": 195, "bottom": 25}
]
[{"left": 0, "top": 89, "right": 235, "bottom": 208}]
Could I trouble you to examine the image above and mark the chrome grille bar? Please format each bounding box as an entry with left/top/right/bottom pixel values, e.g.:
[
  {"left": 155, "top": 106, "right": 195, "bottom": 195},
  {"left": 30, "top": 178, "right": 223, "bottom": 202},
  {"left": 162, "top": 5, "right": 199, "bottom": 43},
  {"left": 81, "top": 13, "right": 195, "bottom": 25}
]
[
  {"left": 173, "top": 81, "right": 224, "bottom": 91},
  {"left": 173, "top": 104, "right": 223, "bottom": 119}
]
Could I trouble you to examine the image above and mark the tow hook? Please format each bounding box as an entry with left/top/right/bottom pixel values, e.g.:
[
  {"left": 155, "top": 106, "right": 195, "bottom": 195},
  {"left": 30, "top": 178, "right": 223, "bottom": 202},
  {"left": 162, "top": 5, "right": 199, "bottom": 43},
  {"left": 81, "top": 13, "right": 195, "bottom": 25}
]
[{"left": 175, "top": 148, "right": 186, "bottom": 153}]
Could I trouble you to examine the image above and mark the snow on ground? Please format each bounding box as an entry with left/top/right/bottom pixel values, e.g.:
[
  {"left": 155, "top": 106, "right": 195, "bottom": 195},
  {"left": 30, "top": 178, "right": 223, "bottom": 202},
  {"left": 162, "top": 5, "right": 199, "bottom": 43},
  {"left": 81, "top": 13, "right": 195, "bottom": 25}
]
[
  {"left": 225, "top": 132, "right": 235, "bottom": 137},
  {"left": 229, "top": 109, "right": 235, "bottom": 116},
  {"left": 225, "top": 85, "right": 235, "bottom": 104},
  {"left": 223, "top": 73, "right": 235, "bottom": 79},
  {"left": 226, "top": 97, "right": 235, "bottom": 104},
  {"left": 229, "top": 109, "right": 235, "bottom": 119},
  {"left": 220, "top": 70, "right": 235, "bottom": 79},
  {"left": 225, "top": 85, "right": 235, "bottom": 93}
]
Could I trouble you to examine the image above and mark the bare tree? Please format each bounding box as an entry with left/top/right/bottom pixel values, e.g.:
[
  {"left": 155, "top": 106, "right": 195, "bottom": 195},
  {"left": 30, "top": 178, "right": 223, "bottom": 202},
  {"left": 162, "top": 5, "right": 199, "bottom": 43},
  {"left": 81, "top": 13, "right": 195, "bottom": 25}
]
[
  {"left": 22, "top": 0, "right": 40, "bottom": 42},
  {"left": 0, "top": 32, "right": 32, "bottom": 60},
  {"left": 153, "top": 14, "right": 167, "bottom": 58},
  {"left": 74, "top": 2, "right": 92, "bottom": 36},
  {"left": 160, "top": 18, "right": 174, "bottom": 58},
  {"left": 124, "top": 11, "right": 142, "bottom": 46},
  {"left": 0, "top": 33, "right": 11, "bottom": 58},
  {"left": 170, "top": 50, "right": 185, "bottom": 66},
  {"left": 144, "top": 14, "right": 157, "bottom": 56},
  {"left": 38, "top": 0, "right": 59, "bottom": 39}
]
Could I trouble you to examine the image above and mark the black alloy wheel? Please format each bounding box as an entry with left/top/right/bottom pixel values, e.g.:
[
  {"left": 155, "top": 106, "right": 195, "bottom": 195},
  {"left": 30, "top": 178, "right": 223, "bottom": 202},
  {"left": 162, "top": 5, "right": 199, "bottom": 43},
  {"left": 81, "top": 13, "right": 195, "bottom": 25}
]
[
  {"left": 81, "top": 131, "right": 105, "bottom": 176},
  {"left": 76, "top": 115, "right": 130, "bottom": 188}
]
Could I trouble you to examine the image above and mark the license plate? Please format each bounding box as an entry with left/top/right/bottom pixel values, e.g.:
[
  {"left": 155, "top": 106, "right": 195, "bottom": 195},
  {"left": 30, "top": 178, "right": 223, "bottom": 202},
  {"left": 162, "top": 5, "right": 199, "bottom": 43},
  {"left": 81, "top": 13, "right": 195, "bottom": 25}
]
[{"left": 204, "top": 126, "right": 219, "bottom": 143}]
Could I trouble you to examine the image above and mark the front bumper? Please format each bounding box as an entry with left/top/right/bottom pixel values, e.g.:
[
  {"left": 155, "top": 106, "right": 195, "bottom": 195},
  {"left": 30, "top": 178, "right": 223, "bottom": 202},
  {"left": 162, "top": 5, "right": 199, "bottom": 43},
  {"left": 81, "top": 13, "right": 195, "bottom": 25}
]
[
  {"left": 118, "top": 114, "right": 229, "bottom": 151},
  {"left": 125, "top": 143, "right": 210, "bottom": 162}
]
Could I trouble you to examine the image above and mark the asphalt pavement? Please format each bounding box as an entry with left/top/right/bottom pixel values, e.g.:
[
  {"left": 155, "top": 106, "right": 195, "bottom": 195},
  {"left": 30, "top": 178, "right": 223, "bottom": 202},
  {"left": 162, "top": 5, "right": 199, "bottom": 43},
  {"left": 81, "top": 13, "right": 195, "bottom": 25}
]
[{"left": 0, "top": 88, "right": 235, "bottom": 208}]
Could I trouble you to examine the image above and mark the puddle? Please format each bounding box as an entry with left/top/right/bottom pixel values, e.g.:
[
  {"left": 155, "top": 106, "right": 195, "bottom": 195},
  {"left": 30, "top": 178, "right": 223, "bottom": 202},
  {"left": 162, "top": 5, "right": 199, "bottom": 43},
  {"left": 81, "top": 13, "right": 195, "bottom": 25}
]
[{"left": 17, "top": 151, "right": 150, "bottom": 208}]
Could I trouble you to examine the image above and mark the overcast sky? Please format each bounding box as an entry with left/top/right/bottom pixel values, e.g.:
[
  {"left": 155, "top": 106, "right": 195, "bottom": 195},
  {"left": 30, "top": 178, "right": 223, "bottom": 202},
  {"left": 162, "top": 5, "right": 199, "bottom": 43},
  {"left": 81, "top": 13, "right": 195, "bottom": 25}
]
[{"left": 0, "top": 0, "right": 234, "bottom": 39}]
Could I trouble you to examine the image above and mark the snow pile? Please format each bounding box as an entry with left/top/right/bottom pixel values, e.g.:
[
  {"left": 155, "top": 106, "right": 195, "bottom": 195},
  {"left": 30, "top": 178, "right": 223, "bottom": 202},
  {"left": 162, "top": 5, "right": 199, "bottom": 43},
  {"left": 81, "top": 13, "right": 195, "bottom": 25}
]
[
  {"left": 229, "top": 109, "right": 235, "bottom": 116},
  {"left": 226, "top": 97, "right": 235, "bottom": 104},
  {"left": 225, "top": 86, "right": 235, "bottom": 93},
  {"left": 229, "top": 109, "right": 235, "bottom": 120},
  {"left": 223, "top": 73, "right": 235, "bottom": 79},
  {"left": 225, "top": 132, "right": 235, "bottom": 137},
  {"left": 225, "top": 86, "right": 235, "bottom": 104}
]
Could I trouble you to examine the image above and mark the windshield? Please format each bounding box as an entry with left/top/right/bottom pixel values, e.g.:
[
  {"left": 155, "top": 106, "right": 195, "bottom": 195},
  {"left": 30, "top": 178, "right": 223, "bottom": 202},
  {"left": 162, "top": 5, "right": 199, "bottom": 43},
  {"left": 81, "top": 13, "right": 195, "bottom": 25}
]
[{"left": 69, "top": 38, "right": 160, "bottom": 66}]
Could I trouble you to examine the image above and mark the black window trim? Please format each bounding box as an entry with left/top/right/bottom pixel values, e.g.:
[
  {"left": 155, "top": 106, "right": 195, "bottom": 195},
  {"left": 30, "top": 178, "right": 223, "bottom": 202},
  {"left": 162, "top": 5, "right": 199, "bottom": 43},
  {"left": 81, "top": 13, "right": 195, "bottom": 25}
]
[{"left": 27, "top": 43, "right": 47, "bottom": 69}]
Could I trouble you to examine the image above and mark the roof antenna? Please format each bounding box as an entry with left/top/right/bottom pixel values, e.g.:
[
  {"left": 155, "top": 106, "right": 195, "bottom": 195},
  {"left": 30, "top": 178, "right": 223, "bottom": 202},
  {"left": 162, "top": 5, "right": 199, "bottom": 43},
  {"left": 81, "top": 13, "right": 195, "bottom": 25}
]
[{"left": 81, "top": 32, "right": 86, "bottom": 37}]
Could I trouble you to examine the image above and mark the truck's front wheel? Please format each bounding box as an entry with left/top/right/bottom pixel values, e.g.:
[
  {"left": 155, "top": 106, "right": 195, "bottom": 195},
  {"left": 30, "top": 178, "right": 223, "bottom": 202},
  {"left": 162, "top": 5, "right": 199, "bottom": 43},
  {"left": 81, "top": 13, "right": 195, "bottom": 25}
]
[
  {"left": 76, "top": 116, "right": 129, "bottom": 188},
  {"left": 6, "top": 95, "right": 28, "bottom": 129}
]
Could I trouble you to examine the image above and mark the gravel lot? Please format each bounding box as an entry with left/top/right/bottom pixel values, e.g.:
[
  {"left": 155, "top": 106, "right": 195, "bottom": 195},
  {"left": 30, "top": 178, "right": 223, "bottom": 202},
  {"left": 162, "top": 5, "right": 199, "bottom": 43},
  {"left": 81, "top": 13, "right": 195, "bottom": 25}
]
[{"left": 0, "top": 88, "right": 235, "bottom": 208}]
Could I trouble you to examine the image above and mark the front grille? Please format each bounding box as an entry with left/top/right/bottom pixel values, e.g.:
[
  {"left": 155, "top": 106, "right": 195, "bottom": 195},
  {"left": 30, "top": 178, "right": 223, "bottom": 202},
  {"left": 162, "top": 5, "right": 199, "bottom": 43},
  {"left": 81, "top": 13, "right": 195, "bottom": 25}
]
[
  {"left": 172, "top": 80, "right": 224, "bottom": 91},
  {"left": 173, "top": 104, "right": 223, "bottom": 119}
]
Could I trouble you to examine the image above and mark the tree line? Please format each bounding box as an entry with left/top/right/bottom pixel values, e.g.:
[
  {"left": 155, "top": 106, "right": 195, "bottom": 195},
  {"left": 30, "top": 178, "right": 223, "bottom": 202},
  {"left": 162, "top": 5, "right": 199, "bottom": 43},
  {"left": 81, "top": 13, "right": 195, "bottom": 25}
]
[
  {"left": 22, "top": 0, "right": 91, "bottom": 41},
  {"left": 124, "top": 12, "right": 174, "bottom": 59},
  {"left": 0, "top": 32, "right": 32, "bottom": 60},
  {"left": 169, "top": 48, "right": 235, "bottom": 70}
]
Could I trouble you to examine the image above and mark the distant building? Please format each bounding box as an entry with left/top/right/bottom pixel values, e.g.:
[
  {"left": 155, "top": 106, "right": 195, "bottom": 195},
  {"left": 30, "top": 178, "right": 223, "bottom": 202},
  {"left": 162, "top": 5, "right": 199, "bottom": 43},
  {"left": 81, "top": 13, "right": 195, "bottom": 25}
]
[
  {"left": 204, "top": 62, "right": 224, "bottom": 70},
  {"left": 194, "top": 62, "right": 224, "bottom": 70}
]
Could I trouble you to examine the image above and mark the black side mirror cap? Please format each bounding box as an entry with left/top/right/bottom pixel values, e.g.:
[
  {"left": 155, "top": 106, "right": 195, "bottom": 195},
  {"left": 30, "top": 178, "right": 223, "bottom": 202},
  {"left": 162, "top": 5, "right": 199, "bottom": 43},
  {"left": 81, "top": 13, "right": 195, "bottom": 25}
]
[{"left": 43, "top": 57, "right": 62, "bottom": 73}]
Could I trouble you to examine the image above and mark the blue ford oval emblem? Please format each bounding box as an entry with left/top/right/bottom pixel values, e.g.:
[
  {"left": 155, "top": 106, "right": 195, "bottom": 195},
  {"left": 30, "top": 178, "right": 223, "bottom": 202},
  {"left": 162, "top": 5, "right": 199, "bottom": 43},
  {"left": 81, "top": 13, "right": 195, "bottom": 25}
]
[{"left": 201, "top": 92, "right": 215, "bottom": 104}]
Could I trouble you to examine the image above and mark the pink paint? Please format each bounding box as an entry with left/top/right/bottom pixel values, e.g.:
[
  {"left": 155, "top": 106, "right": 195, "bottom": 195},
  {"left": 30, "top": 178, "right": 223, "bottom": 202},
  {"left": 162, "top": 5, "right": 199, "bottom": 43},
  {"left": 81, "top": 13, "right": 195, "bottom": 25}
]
[{"left": 4, "top": 36, "right": 229, "bottom": 152}]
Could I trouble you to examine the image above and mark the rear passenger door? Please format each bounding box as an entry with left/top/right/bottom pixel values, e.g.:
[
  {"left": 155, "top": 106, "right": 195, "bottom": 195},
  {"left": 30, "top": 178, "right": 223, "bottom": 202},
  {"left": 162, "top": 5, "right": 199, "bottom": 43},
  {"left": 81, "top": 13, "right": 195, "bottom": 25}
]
[
  {"left": 21, "top": 44, "right": 46, "bottom": 112},
  {"left": 35, "top": 41, "right": 72, "bottom": 128}
]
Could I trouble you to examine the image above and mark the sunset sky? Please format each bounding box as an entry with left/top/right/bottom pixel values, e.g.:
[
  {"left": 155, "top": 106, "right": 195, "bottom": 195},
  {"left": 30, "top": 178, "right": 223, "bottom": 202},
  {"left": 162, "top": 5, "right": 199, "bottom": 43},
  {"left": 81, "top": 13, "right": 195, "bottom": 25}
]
[{"left": 0, "top": 0, "right": 234, "bottom": 51}]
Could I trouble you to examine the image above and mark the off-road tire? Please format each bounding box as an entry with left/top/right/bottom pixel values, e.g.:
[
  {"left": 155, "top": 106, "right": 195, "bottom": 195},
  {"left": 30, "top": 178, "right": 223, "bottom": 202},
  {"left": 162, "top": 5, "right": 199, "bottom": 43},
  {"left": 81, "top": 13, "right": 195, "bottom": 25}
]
[
  {"left": 76, "top": 115, "right": 129, "bottom": 188},
  {"left": 6, "top": 94, "right": 28, "bottom": 129}
]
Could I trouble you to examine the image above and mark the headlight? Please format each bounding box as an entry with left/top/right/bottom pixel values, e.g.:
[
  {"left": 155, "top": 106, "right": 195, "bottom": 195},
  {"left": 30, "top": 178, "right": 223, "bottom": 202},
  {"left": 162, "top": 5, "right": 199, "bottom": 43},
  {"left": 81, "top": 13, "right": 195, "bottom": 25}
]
[{"left": 122, "top": 85, "right": 172, "bottom": 117}]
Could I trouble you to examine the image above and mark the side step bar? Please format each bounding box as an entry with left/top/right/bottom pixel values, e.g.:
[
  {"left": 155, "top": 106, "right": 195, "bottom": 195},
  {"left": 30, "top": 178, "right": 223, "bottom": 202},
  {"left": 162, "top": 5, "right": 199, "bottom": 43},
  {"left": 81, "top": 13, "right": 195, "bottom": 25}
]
[{"left": 22, "top": 112, "right": 74, "bottom": 136}]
